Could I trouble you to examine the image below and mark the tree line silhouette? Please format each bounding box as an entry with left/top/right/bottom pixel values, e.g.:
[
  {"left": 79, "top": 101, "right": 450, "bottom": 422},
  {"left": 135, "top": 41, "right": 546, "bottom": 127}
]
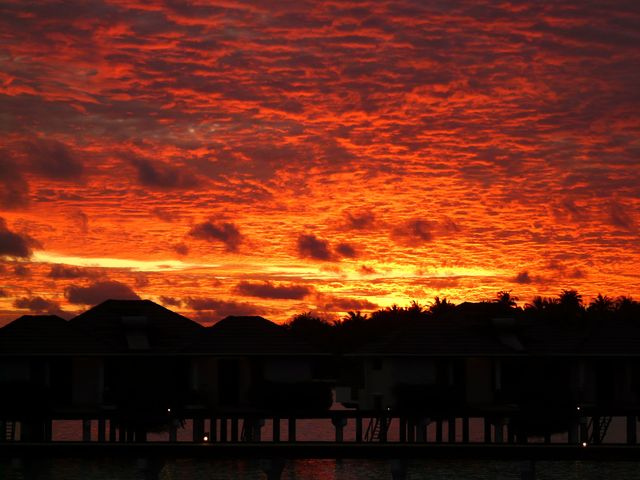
[{"left": 285, "top": 291, "right": 640, "bottom": 353}]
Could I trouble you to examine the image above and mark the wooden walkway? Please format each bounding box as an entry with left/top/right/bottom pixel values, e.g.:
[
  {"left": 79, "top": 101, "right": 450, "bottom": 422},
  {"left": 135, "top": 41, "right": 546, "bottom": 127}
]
[{"left": 2, "top": 441, "right": 640, "bottom": 461}]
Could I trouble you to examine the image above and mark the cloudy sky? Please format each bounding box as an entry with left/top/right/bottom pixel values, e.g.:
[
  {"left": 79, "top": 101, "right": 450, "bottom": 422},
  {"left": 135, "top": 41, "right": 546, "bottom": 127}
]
[{"left": 1, "top": 1, "right": 639, "bottom": 324}]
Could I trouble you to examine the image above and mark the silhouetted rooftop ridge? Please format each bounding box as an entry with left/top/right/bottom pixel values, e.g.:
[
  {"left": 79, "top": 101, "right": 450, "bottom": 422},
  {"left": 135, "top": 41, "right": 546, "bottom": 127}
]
[
  {"left": 70, "top": 298, "right": 204, "bottom": 353},
  {"left": 184, "top": 315, "right": 325, "bottom": 355},
  {"left": 0, "top": 314, "right": 112, "bottom": 355}
]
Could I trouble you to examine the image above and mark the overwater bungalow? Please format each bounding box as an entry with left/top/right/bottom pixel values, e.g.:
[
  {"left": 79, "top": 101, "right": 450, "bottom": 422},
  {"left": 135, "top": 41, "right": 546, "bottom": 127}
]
[
  {"left": 336, "top": 302, "right": 640, "bottom": 438},
  {"left": 0, "top": 314, "right": 111, "bottom": 440},
  {"left": 183, "top": 315, "right": 332, "bottom": 413}
]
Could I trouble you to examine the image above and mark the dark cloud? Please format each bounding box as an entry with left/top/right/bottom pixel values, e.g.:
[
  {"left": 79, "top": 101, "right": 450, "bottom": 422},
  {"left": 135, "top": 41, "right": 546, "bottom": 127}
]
[
  {"left": 513, "top": 271, "right": 532, "bottom": 284},
  {"left": 13, "top": 264, "right": 30, "bottom": 277},
  {"left": 0, "top": 218, "right": 39, "bottom": 258},
  {"left": 320, "top": 295, "right": 378, "bottom": 312},
  {"left": 336, "top": 242, "right": 357, "bottom": 258},
  {"left": 297, "top": 234, "right": 332, "bottom": 261},
  {"left": 570, "top": 268, "right": 586, "bottom": 279},
  {"left": 392, "top": 219, "right": 434, "bottom": 246},
  {"left": 173, "top": 243, "right": 189, "bottom": 255},
  {"left": 131, "top": 157, "right": 200, "bottom": 190},
  {"left": 345, "top": 210, "right": 376, "bottom": 230},
  {"left": 24, "top": 139, "right": 84, "bottom": 180},
  {"left": 189, "top": 221, "right": 243, "bottom": 252},
  {"left": 0, "top": 154, "right": 30, "bottom": 209},
  {"left": 184, "top": 297, "right": 261, "bottom": 318},
  {"left": 159, "top": 296, "right": 182, "bottom": 307},
  {"left": 359, "top": 265, "right": 377, "bottom": 275},
  {"left": 234, "top": 280, "right": 312, "bottom": 299},
  {"left": 0, "top": 288, "right": 8, "bottom": 297},
  {"left": 133, "top": 273, "right": 149, "bottom": 288},
  {"left": 609, "top": 201, "right": 636, "bottom": 231},
  {"left": 440, "top": 216, "right": 461, "bottom": 234},
  {"left": 48, "top": 264, "right": 98, "bottom": 279},
  {"left": 391, "top": 217, "right": 461, "bottom": 246},
  {"left": 65, "top": 280, "right": 140, "bottom": 305},
  {"left": 408, "top": 220, "right": 434, "bottom": 241},
  {"left": 152, "top": 207, "right": 181, "bottom": 222},
  {"left": 13, "top": 296, "right": 61, "bottom": 314}
]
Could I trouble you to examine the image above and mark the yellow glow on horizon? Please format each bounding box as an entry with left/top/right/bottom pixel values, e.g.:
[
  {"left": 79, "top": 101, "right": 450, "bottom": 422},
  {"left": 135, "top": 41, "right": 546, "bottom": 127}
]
[{"left": 31, "top": 251, "right": 220, "bottom": 272}]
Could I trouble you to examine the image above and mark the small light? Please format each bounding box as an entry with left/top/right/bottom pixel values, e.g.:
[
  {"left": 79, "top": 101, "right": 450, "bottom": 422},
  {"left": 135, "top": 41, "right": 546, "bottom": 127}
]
[
  {"left": 582, "top": 442, "right": 588, "bottom": 447},
  {"left": 167, "top": 408, "right": 171, "bottom": 413},
  {"left": 203, "top": 435, "right": 209, "bottom": 442},
  {"left": 576, "top": 406, "right": 581, "bottom": 411}
]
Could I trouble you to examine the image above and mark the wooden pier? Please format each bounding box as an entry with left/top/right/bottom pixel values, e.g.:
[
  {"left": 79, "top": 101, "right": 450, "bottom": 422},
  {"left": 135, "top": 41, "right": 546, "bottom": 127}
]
[{"left": 3, "top": 410, "right": 640, "bottom": 479}]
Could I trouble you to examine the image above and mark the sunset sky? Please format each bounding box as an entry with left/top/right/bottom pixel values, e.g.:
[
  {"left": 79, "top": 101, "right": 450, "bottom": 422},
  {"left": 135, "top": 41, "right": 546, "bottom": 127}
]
[{"left": 1, "top": 1, "right": 639, "bottom": 325}]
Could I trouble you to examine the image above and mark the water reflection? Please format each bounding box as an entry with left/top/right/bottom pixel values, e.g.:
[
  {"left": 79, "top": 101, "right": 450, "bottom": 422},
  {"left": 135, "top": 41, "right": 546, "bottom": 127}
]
[{"left": 3, "top": 458, "right": 640, "bottom": 480}]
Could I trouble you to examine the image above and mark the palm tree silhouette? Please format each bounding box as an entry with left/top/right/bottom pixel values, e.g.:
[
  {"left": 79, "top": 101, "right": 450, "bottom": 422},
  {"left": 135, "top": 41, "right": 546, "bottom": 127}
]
[
  {"left": 428, "top": 296, "right": 455, "bottom": 319},
  {"left": 587, "top": 293, "right": 614, "bottom": 321}
]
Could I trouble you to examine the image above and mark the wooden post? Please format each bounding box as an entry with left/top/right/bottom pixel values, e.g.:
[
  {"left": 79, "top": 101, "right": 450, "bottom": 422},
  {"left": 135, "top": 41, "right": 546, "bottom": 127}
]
[
  {"left": 484, "top": 418, "right": 492, "bottom": 443},
  {"left": 448, "top": 417, "right": 456, "bottom": 443},
  {"left": 288, "top": 417, "right": 296, "bottom": 442},
  {"left": 209, "top": 417, "right": 218, "bottom": 443},
  {"left": 592, "top": 416, "right": 600, "bottom": 444},
  {"left": 508, "top": 421, "right": 515, "bottom": 444},
  {"left": 135, "top": 427, "right": 147, "bottom": 443},
  {"left": 436, "top": 420, "right": 443, "bottom": 443},
  {"left": 380, "top": 417, "right": 388, "bottom": 443},
  {"left": 273, "top": 417, "right": 281, "bottom": 442},
  {"left": 98, "top": 418, "right": 106, "bottom": 442},
  {"left": 193, "top": 418, "right": 205, "bottom": 443},
  {"left": 462, "top": 417, "right": 469, "bottom": 443},
  {"left": 126, "top": 426, "right": 135, "bottom": 443},
  {"left": 419, "top": 418, "right": 428, "bottom": 443},
  {"left": 109, "top": 420, "right": 117, "bottom": 442},
  {"left": 495, "top": 421, "right": 503, "bottom": 444},
  {"left": 399, "top": 418, "right": 407, "bottom": 443},
  {"left": 355, "top": 417, "right": 363, "bottom": 442},
  {"left": 82, "top": 419, "right": 91, "bottom": 442},
  {"left": 44, "top": 419, "right": 52, "bottom": 442},
  {"left": 332, "top": 416, "right": 347, "bottom": 443},
  {"left": 220, "top": 417, "right": 227, "bottom": 442},
  {"left": 169, "top": 420, "right": 177, "bottom": 442},
  {"left": 408, "top": 419, "right": 416, "bottom": 443},
  {"left": 568, "top": 418, "right": 578, "bottom": 444},
  {"left": 254, "top": 419, "right": 263, "bottom": 442},
  {"left": 627, "top": 415, "right": 637, "bottom": 444},
  {"left": 231, "top": 417, "right": 239, "bottom": 442}
]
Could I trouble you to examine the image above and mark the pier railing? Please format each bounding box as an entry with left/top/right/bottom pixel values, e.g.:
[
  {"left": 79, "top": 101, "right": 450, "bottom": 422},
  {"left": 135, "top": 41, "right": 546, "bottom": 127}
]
[{"left": 2, "top": 407, "right": 639, "bottom": 447}]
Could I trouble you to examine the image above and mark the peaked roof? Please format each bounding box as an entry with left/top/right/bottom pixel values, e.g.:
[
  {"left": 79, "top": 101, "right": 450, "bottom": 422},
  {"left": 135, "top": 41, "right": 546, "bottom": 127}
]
[
  {"left": 0, "top": 315, "right": 111, "bottom": 355},
  {"left": 70, "top": 299, "right": 204, "bottom": 353},
  {"left": 184, "top": 315, "right": 324, "bottom": 355}
]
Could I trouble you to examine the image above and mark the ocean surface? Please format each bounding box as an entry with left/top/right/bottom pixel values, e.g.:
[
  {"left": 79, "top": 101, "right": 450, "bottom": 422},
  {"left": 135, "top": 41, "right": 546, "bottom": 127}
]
[
  {"left": 3, "top": 458, "right": 640, "bottom": 480},
  {"left": 2, "top": 413, "right": 640, "bottom": 479}
]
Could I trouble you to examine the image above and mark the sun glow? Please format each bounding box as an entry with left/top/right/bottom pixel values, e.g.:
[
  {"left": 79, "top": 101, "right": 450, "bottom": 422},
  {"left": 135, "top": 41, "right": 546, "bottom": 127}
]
[{"left": 31, "top": 251, "right": 220, "bottom": 272}]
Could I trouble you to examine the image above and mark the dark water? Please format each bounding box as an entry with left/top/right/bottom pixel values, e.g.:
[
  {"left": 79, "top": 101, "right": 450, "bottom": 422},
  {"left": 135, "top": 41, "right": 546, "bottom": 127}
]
[{"left": 2, "top": 458, "right": 640, "bottom": 479}]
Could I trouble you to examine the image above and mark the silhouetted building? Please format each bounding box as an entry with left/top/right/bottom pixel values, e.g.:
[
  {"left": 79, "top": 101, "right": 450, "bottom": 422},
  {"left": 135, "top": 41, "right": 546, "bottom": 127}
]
[
  {"left": 0, "top": 314, "right": 111, "bottom": 440},
  {"left": 183, "top": 315, "right": 332, "bottom": 412},
  {"left": 337, "top": 302, "right": 640, "bottom": 432},
  {"left": 69, "top": 300, "right": 205, "bottom": 427}
]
